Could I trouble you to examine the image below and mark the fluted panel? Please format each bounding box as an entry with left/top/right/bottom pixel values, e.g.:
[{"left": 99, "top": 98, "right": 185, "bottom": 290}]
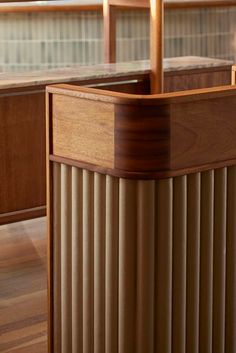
[
  {"left": 53, "top": 162, "right": 61, "bottom": 353},
  {"left": 172, "top": 176, "right": 187, "bottom": 353},
  {"left": 155, "top": 179, "right": 173, "bottom": 353},
  {"left": 94, "top": 173, "right": 106, "bottom": 353},
  {"left": 71, "top": 167, "right": 83, "bottom": 353},
  {"left": 213, "top": 168, "right": 227, "bottom": 353},
  {"left": 118, "top": 179, "right": 137, "bottom": 353},
  {"left": 61, "top": 164, "right": 72, "bottom": 353},
  {"left": 226, "top": 166, "right": 236, "bottom": 353},
  {"left": 186, "top": 173, "right": 201, "bottom": 353},
  {"left": 136, "top": 181, "right": 155, "bottom": 353},
  {"left": 199, "top": 171, "right": 214, "bottom": 353},
  {"left": 52, "top": 163, "right": 236, "bottom": 353},
  {"left": 105, "top": 175, "right": 119, "bottom": 353},
  {"left": 83, "top": 170, "right": 94, "bottom": 353}
]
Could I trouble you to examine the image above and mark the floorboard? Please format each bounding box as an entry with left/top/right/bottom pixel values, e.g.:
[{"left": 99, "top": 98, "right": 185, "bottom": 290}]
[{"left": 0, "top": 218, "right": 47, "bottom": 353}]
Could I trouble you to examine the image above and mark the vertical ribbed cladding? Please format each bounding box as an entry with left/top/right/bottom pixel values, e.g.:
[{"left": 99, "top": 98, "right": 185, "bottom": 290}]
[
  {"left": 51, "top": 163, "right": 236, "bottom": 353},
  {"left": 226, "top": 166, "right": 236, "bottom": 353},
  {"left": 172, "top": 176, "right": 187, "bottom": 353},
  {"left": 136, "top": 181, "right": 155, "bottom": 353},
  {"left": 72, "top": 167, "right": 83, "bottom": 353},
  {"left": 155, "top": 178, "right": 173, "bottom": 353},
  {"left": 200, "top": 170, "right": 214, "bottom": 353},
  {"left": 213, "top": 168, "right": 227, "bottom": 353},
  {"left": 186, "top": 173, "right": 201, "bottom": 353},
  {"left": 53, "top": 162, "right": 62, "bottom": 353},
  {"left": 61, "top": 164, "right": 72, "bottom": 353},
  {"left": 118, "top": 179, "right": 137, "bottom": 353},
  {"left": 83, "top": 170, "right": 94, "bottom": 353},
  {"left": 94, "top": 173, "right": 106, "bottom": 353},
  {"left": 105, "top": 175, "right": 119, "bottom": 353}
]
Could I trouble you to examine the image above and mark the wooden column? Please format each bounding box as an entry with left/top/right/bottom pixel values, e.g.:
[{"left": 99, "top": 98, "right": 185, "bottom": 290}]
[
  {"left": 103, "top": 0, "right": 117, "bottom": 63},
  {"left": 150, "top": 0, "right": 164, "bottom": 93},
  {"left": 232, "top": 66, "right": 236, "bottom": 85}
]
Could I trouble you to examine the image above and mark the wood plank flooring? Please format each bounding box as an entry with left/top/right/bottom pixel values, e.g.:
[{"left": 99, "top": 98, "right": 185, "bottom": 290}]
[{"left": 0, "top": 217, "right": 47, "bottom": 353}]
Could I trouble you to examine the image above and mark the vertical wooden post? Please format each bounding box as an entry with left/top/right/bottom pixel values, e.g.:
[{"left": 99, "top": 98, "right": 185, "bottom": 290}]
[
  {"left": 103, "top": 0, "right": 164, "bottom": 91},
  {"left": 232, "top": 66, "right": 236, "bottom": 85},
  {"left": 150, "top": 0, "right": 164, "bottom": 93},
  {"left": 103, "top": 0, "right": 117, "bottom": 63}
]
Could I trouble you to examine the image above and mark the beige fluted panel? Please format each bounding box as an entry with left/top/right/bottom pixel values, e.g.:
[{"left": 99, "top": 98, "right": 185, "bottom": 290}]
[
  {"left": 71, "top": 167, "right": 83, "bottom": 353},
  {"left": 155, "top": 178, "right": 173, "bottom": 353},
  {"left": 213, "top": 168, "right": 227, "bottom": 353},
  {"left": 51, "top": 162, "right": 236, "bottom": 353},
  {"left": 200, "top": 170, "right": 214, "bottom": 353},
  {"left": 172, "top": 176, "right": 187, "bottom": 353},
  {"left": 119, "top": 179, "right": 137, "bottom": 353},
  {"left": 83, "top": 170, "right": 94, "bottom": 353},
  {"left": 61, "top": 164, "right": 72, "bottom": 353},
  {"left": 186, "top": 173, "right": 201, "bottom": 353},
  {"left": 226, "top": 166, "right": 236, "bottom": 353},
  {"left": 105, "top": 176, "right": 119, "bottom": 353},
  {"left": 94, "top": 173, "right": 106, "bottom": 353},
  {"left": 53, "top": 162, "right": 62, "bottom": 353},
  {"left": 137, "top": 181, "right": 155, "bottom": 353}
]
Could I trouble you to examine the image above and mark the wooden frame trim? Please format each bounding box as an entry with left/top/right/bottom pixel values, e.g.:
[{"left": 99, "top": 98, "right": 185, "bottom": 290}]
[
  {"left": 104, "top": 0, "right": 164, "bottom": 93},
  {"left": 0, "top": 1, "right": 235, "bottom": 14},
  {"left": 49, "top": 155, "right": 236, "bottom": 180},
  {"left": 0, "top": 206, "right": 46, "bottom": 225},
  {"left": 46, "top": 91, "right": 54, "bottom": 353},
  {"left": 232, "top": 65, "right": 236, "bottom": 85},
  {"left": 47, "top": 83, "right": 236, "bottom": 105}
]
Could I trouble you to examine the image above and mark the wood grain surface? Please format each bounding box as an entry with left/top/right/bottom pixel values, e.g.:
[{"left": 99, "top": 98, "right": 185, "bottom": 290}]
[
  {"left": 0, "top": 218, "right": 47, "bottom": 353},
  {"left": 52, "top": 94, "right": 115, "bottom": 169},
  {"left": 0, "top": 92, "right": 46, "bottom": 219},
  {"left": 48, "top": 83, "right": 236, "bottom": 178},
  {"left": 0, "top": 64, "right": 231, "bottom": 225}
]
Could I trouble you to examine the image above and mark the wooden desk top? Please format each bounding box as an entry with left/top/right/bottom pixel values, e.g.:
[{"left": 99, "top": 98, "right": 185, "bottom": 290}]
[{"left": 0, "top": 57, "right": 232, "bottom": 90}]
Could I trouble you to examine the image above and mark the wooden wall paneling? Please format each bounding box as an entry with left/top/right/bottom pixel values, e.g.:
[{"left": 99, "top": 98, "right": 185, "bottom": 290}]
[
  {"left": 0, "top": 90, "right": 46, "bottom": 224},
  {"left": 164, "top": 67, "right": 232, "bottom": 92}
]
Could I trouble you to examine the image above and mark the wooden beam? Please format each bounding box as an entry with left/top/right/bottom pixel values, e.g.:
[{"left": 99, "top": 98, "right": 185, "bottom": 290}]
[
  {"left": 104, "top": 0, "right": 117, "bottom": 63},
  {"left": 150, "top": 0, "right": 164, "bottom": 93},
  {"left": 232, "top": 66, "right": 236, "bottom": 85}
]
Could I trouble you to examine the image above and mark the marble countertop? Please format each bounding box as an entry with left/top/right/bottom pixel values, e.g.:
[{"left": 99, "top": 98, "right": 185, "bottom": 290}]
[{"left": 0, "top": 56, "right": 232, "bottom": 90}]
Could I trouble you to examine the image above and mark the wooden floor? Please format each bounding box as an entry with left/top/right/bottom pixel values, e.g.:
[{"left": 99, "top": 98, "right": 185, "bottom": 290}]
[{"left": 0, "top": 217, "right": 47, "bottom": 353}]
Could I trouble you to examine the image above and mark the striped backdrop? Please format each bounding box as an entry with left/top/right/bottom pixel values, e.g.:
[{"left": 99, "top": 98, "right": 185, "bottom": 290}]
[{"left": 0, "top": 7, "right": 235, "bottom": 72}]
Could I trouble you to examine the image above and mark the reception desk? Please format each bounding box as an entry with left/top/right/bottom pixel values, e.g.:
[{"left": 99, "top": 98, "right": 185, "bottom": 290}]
[
  {"left": 47, "top": 73, "right": 236, "bottom": 353},
  {"left": 0, "top": 56, "right": 232, "bottom": 224}
]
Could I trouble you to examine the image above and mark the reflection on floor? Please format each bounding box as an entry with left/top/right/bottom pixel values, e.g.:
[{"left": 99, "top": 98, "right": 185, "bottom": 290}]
[{"left": 0, "top": 217, "right": 47, "bottom": 353}]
